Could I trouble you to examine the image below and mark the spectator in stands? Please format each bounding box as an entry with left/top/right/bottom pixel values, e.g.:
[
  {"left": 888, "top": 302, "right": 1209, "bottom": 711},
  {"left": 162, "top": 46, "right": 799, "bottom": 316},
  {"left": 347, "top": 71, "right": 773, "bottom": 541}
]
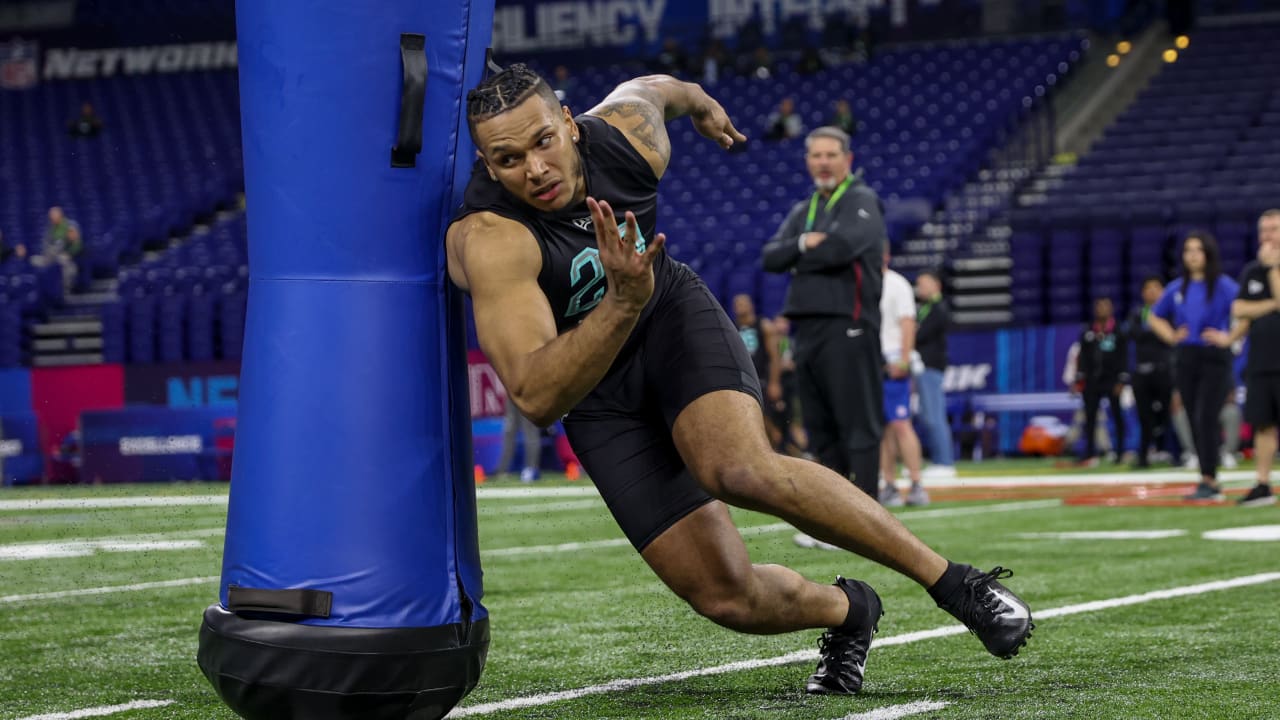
[
  {"left": 798, "top": 46, "right": 825, "bottom": 75},
  {"left": 1148, "top": 231, "right": 1242, "bottom": 501},
  {"left": 0, "top": 228, "right": 27, "bottom": 262},
  {"left": 879, "top": 245, "right": 927, "bottom": 506},
  {"left": 551, "top": 65, "right": 577, "bottom": 104},
  {"left": 497, "top": 387, "right": 541, "bottom": 483},
  {"left": 829, "top": 99, "right": 858, "bottom": 138},
  {"left": 1125, "top": 276, "right": 1173, "bottom": 468},
  {"left": 654, "top": 38, "right": 689, "bottom": 77},
  {"left": 914, "top": 270, "right": 955, "bottom": 477},
  {"left": 1230, "top": 208, "right": 1280, "bottom": 506},
  {"left": 743, "top": 46, "right": 774, "bottom": 80},
  {"left": 67, "top": 101, "right": 103, "bottom": 138},
  {"left": 765, "top": 98, "right": 804, "bottom": 140},
  {"left": 34, "top": 207, "right": 82, "bottom": 292},
  {"left": 1076, "top": 298, "right": 1128, "bottom": 466},
  {"left": 696, "top": 39, "right": 729, "bottom": 85},
  {"left": 764, "top": 125, "right": 886, "bottom": 502}
]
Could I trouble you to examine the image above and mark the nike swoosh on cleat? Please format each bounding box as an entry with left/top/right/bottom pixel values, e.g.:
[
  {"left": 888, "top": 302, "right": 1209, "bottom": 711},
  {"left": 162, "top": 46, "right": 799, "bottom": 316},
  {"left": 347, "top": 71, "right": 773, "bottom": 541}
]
[{"left": 990, "top": 588, "right": 1030, "bottom": 620}]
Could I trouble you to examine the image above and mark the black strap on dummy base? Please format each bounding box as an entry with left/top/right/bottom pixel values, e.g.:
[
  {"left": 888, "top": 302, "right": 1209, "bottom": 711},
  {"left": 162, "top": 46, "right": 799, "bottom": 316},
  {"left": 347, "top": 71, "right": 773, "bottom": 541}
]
[
  {"left": 391, "top": 33, "right": 427, "bottom": 168},
  {"left": 228, "top": 585, "right": 333, "bottom": 618}
]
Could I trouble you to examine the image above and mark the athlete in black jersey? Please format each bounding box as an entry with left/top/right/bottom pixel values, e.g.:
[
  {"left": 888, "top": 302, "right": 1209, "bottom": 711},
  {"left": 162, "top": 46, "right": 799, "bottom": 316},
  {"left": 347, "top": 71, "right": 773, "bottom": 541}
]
[{"left": 445, "top": 65, "right": 1033, "bottom": 696}]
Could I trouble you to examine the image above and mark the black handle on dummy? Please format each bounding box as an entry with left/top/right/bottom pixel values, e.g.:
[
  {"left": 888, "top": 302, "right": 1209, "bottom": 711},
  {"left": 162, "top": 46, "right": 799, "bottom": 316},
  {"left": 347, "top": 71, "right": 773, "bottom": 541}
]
[{"left": 391, "top": 33, "right": 427, "bottom": 168}]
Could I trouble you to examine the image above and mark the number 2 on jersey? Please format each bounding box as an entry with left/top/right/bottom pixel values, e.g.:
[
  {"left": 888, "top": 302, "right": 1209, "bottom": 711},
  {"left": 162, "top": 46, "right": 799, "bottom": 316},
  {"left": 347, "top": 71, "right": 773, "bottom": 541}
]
[{"left": 565, "top": 248, "right": 605, "bottom": 318}]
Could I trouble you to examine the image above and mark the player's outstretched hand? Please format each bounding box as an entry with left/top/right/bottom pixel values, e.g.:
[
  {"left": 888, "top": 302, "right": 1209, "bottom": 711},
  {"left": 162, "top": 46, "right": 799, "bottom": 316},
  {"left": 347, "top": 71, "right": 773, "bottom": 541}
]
[
  {"left": 692, "top": 96, "right": 747, "bottom": 150},
  {"left": 588, "top": 197, "right": 666, "bottom": 313}
]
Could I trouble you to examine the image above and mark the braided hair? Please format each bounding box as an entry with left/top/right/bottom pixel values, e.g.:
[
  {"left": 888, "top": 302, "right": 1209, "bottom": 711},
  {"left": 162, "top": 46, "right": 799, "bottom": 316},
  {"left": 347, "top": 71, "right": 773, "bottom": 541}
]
[{"left": 466, "top": 64, "right": 561, "bottom": 144}]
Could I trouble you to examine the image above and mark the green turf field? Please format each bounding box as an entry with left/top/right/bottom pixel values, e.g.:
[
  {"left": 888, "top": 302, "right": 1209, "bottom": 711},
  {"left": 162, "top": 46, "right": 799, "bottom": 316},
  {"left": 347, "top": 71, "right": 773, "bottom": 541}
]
[{"left": 2, "top": 465, "right": 1278, "bottom": 720}]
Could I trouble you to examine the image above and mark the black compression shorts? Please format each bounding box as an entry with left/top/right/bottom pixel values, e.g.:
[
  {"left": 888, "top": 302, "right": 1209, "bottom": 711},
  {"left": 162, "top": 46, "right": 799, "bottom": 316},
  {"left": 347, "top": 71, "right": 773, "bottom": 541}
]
[{"left": 562, "top": 273, "right": 762, "bottom": 551}]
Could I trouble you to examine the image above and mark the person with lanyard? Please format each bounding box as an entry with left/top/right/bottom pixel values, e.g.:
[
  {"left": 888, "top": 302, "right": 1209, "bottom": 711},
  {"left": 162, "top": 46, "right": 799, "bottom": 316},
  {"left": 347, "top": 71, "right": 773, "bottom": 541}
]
[
  {"left": 1125, "top": 276, "right": 1174, "bottom": 468},
  {"left": 732, "top": 294, "right": 787, "bottom": 451},
  {"left": 1229, "top": 209, "right": 1280, "bottom": 506},
  {"left": 1147, "top": 231, "right": 1243, "bottom": 501},
  {"left": 763, "top": 126, "right": 885, "bottom": 501}
]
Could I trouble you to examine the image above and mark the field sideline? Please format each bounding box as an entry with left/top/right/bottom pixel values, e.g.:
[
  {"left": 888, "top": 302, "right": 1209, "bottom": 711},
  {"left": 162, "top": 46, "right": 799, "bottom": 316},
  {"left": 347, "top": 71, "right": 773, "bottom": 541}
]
[{"left": 1, "top": 460, "right": 1277, "bottom": 719}]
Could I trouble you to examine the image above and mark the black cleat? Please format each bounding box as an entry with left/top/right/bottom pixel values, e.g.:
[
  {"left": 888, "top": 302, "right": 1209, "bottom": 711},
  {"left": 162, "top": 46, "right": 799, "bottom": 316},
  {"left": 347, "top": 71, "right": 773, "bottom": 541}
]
[
  {"left": 936, "top": 565, "right": 1033, "bottom": 659},
  {"left": 805, "top": 577, "right": 883, "bottom": 695},
  {"left": 1238, "top": 483, "right": 1276, "bottom": 507}
]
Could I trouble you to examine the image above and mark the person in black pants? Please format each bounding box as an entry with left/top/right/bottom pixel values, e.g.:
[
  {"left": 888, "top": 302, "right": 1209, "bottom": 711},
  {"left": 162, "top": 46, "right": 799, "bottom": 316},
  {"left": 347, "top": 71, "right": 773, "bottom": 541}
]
[
  {"left": 1125, "top": 276, "right": 1174, "bottom": 468},
  {"left": 763, "top": 126, "right": 884, "bottom": 498},
  {"left": 1230, "top": 209, "right": 1280, "bottom": 506},
  {"left": 1148, "top": 232, "right": 1243, "bottom": 501},
  {"left": 1076, "top": 298, "right": 1128, "bottom": 464}
]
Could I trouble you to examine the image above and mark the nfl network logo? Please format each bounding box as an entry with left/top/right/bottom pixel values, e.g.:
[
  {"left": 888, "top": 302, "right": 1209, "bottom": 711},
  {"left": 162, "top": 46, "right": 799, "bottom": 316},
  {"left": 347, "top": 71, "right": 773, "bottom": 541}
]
[{"left": 0, "top": 38, "right": 39, "bottom": 90}]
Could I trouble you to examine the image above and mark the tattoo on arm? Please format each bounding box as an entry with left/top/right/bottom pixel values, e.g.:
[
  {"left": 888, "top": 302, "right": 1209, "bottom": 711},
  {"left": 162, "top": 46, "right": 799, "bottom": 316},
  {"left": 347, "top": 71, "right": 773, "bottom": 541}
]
[{"left": 596, "top": 100, "right": 671, "bottom": 162}]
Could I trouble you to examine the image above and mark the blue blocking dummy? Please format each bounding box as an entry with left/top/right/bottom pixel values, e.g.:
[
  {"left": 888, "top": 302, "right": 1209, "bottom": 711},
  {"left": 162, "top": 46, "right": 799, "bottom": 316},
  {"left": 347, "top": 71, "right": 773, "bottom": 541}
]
[{"left": 197, "top": 2, "right": 493, "bottom": 718}]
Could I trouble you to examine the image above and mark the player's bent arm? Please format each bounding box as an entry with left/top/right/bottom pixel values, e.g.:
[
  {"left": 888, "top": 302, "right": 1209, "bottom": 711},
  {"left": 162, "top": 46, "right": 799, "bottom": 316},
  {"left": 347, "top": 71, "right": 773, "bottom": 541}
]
[
  {"left": 762, "top": 207, "right": 806, "bottom": 272},
  {"left": 588, "top": 75, "right": 745, "bottom": 178},
  {"left": 1232, "top": 298, "right": 1279, "bottom": 320},
  {"left": 447, "top": 214, "right": 641, "bottom": 427}
]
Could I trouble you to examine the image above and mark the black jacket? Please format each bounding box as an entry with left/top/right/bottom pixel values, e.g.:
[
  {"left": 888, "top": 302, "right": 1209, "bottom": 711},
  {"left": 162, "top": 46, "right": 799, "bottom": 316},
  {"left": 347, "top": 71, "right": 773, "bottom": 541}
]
[
  {"left": 916, "top": 296, "right": 950, "bottom": 371},
  {"left": 1078, "top": 320, "right": 1128, "bottom": 387},
  {"left": 761, "top": 178, "right": 885, "bottom": 333},
  {"left": 1123, "top": 305, "right": 1172, "bottom": 373}
]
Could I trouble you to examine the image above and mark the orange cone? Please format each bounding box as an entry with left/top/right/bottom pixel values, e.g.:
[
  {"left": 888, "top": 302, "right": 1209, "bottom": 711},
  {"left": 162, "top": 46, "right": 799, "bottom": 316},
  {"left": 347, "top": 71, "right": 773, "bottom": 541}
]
[
  {"left": 473, "top": 464, "right": 486, "bottom": 484},
  {"left": 565, "top": 461, "right": 580, "bottom": 481}
]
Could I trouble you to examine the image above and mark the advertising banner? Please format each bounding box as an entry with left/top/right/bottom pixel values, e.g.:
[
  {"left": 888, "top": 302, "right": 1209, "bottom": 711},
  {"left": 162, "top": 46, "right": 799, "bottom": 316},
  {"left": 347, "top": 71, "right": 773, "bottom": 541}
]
[
  {"left": 124, "top": 360, "right": 241, "bottom": 407},
  {"left": 80, "top": 406, "right": 235, "bottom": 483},
  {"left": 1, "top": 413, "right": 43, "bottom": 485},
  {"left": 29, "top": 365, "right": 125, "bottom": 482}
]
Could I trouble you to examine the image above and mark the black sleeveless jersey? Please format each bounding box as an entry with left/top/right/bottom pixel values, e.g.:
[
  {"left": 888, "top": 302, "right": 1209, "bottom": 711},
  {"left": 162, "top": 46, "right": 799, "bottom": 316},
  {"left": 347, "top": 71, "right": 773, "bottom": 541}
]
[{"left": 453, "top": 115, "right": 686, "bottom": 343}]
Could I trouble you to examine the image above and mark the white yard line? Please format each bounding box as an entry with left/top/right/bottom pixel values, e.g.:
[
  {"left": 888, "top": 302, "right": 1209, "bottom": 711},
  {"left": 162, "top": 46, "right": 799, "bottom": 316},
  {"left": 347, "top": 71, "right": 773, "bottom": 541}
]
[
  {"left": 0, "top": 576, "right": 218, "bottom": 605},
  {"left": 0, "top": 495, "right": 228, "bottom": 511},
  {"left": 928, "top": 469, "right": 1256, "bottom": 488},
  {"left": 476, "top": 486, "right": 599, "bottom": 499},
  {"left": 480, "top": 499, "right": 602, "bottom": 514},
  {"left": 1016, "top": 530, "right": 1188, "bottom": 540},
  {"left": 15, "top": 699, "right": 174, "bottom": 719},
  {"left": 0, "top": 539, "right": 205, "bottom": 561},
  {"left": 480, "top": 501, "right": 1061, "bottom": 558},
  {"left": 839, "top": 701, "right": 951, "bottom": 720},
  {"left": 448, "top": 571, "right": 1280, "bottom": 717}
]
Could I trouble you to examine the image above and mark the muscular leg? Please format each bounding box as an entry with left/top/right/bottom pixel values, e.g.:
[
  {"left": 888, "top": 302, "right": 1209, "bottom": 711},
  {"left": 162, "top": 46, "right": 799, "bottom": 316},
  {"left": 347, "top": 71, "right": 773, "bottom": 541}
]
[
  {"left": 641, "top": 501, "right": 848, "bottom": 633},
  {"left": 673, "top": 389, "right": 948, "bottom": 587}
]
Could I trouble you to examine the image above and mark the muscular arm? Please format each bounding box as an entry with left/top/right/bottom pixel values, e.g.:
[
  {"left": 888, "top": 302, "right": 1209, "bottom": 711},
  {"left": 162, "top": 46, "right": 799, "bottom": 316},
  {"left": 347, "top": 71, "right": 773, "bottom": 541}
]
[
  {"left": 899, "top": 316, "right": 917, "bottom": 358},
  {"left": 588, "top": 74, "right": 745, "bottom": 179},
  {"left": 446, "top": 212, "right": 643, "bottom": 427}
]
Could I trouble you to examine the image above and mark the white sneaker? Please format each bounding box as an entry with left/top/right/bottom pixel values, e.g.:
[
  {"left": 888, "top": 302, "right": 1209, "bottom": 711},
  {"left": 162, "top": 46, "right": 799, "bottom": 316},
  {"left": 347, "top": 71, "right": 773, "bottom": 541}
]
[
  {"left": 1182, "top": 454, "right": 1198, "bottom": 470},
  {"left": 793, "top": 533, "right": 841, "bottom": 551},
  {"left": 922, "top": 465, "right": 957, "bottom": 480},
  {"left": 1221, "top": 452, "right": 1239, "bottom": 469}
]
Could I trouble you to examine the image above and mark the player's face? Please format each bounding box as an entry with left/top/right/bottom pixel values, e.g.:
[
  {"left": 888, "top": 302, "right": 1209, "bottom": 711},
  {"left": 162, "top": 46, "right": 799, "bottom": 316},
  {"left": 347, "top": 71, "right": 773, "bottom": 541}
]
[
  {"left": 1142, "top": 280, "right": 1163, "bottom": 305},
  {"left": 1094, "top": 298, "right": 1112, "bottom": 321},
  {"left": 733, "top": 294, "right": 753, "bottom": 320},
  {"left": 475, "top": 95, "right": 580, "bottom": 212},
  {"left": 805, "top": 137, "right": 853, "bottom": 191},
  {"left": 1183, "top": 238, "right": 1206, "bottom": 273}
]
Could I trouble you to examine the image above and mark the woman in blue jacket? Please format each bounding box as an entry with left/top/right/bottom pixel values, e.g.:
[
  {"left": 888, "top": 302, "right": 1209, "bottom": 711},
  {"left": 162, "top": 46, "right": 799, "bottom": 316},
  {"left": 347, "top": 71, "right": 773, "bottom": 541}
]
[{"left": 1148, "top": 232, "right": 1243, "bottom": 500}]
